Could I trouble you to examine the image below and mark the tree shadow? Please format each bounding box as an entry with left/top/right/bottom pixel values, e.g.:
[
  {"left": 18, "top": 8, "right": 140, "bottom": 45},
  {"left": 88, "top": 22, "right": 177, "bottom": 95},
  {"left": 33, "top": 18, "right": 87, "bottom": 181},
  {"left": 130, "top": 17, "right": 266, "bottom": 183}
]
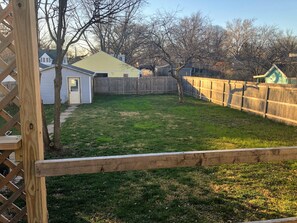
[{"left": 46, "top": 164, "right": 295, "bottom": 223}]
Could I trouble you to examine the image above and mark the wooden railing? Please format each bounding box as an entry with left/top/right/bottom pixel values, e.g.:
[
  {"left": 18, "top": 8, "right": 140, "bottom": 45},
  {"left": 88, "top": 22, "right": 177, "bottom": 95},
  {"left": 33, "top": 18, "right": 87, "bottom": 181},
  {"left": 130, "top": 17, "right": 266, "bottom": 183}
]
[
  {"left": 183, "top": 77, "right": 297, "bottom": 126},
  {"left": 35, "top": 146, "right": 297, "bottom": 177},
  {"left": 34, "top": 146, "right": 297, "bottom": 223}
]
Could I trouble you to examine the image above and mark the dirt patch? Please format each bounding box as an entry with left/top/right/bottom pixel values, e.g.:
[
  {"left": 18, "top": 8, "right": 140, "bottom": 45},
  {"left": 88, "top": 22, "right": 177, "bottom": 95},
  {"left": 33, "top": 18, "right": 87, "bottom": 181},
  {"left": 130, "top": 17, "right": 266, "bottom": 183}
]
[{"left": 119, "top": 112, "right": 140, "bottom": 117}]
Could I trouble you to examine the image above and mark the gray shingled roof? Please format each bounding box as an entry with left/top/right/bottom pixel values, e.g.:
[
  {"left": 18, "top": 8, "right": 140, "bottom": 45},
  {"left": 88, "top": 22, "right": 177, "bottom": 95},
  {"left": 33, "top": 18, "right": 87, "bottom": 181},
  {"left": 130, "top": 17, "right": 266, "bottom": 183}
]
[
  {"left": 66, "top": 64, "right": 94, "bottom": 75},
  {"left": 41, "top": 64, "right": 94, "bottom": 76}
]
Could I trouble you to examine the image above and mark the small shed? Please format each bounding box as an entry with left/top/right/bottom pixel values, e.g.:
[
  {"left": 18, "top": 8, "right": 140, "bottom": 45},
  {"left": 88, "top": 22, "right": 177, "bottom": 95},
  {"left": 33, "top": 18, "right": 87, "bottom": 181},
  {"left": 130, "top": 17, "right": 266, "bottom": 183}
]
[
  {"left": 253, "top": 63, "right": 297, "bottom": 84},
  {"left": 40, "top": 65, "right": 94, "bottom": 104}
]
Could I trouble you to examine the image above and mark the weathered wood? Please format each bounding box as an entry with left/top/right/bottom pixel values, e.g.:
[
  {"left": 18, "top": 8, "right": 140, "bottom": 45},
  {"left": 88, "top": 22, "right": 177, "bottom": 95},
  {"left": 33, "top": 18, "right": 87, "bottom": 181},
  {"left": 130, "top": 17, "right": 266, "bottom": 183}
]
[
  {"left": 0, "top": 135, "right": 21, "bottom": 150},
  {"left": 94, "top": 77, "right": 177, "bottom": 94},
  {"left": 0, "top": 86, "right": 18, "bottom": 110},
  {"left": 245, "top": 217, "right": 297, "bottom": 223},
  {"left": 263, "top": 86, "right": 270, "bottom": 117},
  {"left": 183, "top": 77, "right": 297, "bottom": 126},
  {"left": 35, "top": 146, "right": 297, "bottom": 177},
  {"left": 12, "top": 0, "right": 48, "bottom": 222},
  {"left": 0, "top": 111, "right": 20, "bottom": 136},
  {"left": 240, "top": 83, "right": 245, "bottom": 110},
  {"left": 0, "top": 59, "right": 16, "bottom": 82}
]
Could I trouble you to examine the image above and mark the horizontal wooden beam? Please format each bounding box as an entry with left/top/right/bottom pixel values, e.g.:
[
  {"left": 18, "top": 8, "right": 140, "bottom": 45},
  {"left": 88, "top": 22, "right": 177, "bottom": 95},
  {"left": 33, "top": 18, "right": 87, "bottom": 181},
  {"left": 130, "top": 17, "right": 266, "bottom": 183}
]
[
  {"left": 245, "top": 217, "right": 297, "bottom": 223},
  {"left": 35, "top": 146, "right": 297, "bottom": 177},
  {"left": 0, "top": 135, "right": 22, "bottom": 150}
]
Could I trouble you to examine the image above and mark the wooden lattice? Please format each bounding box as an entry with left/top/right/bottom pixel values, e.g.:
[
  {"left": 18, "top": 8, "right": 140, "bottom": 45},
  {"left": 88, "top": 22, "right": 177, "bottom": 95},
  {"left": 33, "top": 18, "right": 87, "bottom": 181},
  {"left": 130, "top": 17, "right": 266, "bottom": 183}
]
[{"left": 0, "top": 2, "right": 26, "bottom": 222}]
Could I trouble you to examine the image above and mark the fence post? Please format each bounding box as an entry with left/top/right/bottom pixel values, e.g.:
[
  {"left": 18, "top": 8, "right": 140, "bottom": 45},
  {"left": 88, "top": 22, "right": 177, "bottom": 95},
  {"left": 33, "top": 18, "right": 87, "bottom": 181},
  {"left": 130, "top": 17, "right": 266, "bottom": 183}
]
[
  {"left": 263, "top": 85, "right": 270, "bottom": 118},
  {"left": 240, "top": 82, "right": 246, "bottom": 111},
  {"left": 209, "top": 80, "right": 213, "bottom": 102},
  {"left": 227, "top": 80, "right": 231, "bottom": 107},
  {"left": 192, "top": 79, "right": 194, "bottom": 97},
  {"left": 165, "top": 77, "right": 167, "bottom": 93},
  {"left": 222, "top": 82, "right": 225, "bottom": 106},
  {"left": 136, "top": 77, "right": 139, "bottom": 95},
  {"left": 199, "top": 79, "right": 202, "bottom": 99},
  {"left": 13, "top": 0, "right": 48, "bottom": 222}
]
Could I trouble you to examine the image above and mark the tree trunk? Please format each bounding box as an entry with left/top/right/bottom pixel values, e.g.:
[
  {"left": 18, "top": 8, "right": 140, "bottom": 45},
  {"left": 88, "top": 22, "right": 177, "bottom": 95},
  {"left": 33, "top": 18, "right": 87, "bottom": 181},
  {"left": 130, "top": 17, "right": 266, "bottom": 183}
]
[
  {"left": 171, "top": 69, "right": 184, "bottom": 103},
  {"left": 53, "top": 65, "right": 63, "bottom": 149},
  {"left": 176, "top": 76, "right": 184, "bottom": 103},
  {"left": 41, "top": 101, "right": 51, "bottom": 150}
]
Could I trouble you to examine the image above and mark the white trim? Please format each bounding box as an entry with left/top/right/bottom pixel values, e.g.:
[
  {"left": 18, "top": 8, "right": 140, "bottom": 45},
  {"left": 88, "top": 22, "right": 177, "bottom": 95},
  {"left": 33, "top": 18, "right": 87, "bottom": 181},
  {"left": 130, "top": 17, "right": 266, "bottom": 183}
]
[
  {"left": 67, "top": 77, "right": 81, "bottom": 104},
  {"left": 89, "top": 76, "right": 92, "bottom": 103},
  {"left": 41, "top": 65, "right": 94, "bottom": 76}
]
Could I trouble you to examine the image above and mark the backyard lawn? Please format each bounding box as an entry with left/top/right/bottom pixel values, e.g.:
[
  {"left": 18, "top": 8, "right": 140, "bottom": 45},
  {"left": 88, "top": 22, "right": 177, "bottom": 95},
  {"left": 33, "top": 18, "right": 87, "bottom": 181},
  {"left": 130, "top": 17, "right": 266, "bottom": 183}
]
[{"left": 46, "top": 95, "right": 297, "bottom": 223}]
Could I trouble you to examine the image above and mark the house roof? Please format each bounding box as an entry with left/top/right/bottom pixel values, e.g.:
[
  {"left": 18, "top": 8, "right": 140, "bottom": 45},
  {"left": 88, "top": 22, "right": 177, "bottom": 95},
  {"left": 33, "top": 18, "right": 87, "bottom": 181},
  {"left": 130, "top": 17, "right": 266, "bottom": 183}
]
[
  {"left": 41, "top": 64, "right": 94, "bottom": 76},
  {"left": 139, "top": 64, "right": 154, "bottom": 70},
  {"left": 73, "top": 51, "right": 140, "bottom": 74},
  {"left": 253, "top": 63, "right": 297, "bottom": 79},
  {"left": 39, "top": 63, "right": 49, "bottom": 69},
  {"left": 38, "top": 49, "right": 67, "bottom": 64}
]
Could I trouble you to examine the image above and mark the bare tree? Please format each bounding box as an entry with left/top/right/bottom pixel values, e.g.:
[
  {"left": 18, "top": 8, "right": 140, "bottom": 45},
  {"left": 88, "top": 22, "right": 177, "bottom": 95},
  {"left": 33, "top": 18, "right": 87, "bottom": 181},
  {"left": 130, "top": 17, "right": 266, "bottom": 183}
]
[
  {"left": 42, "top": 0, "right": 142, "bottom": 149},
  {"left": 81, "top": 0, "right": 146, "bottom": 65},
  {"left": 149, "top": 12, "right": 209, "bottom": 102},
  {"left": 224, "top": 19, "right": 283, "bottom": 80}
]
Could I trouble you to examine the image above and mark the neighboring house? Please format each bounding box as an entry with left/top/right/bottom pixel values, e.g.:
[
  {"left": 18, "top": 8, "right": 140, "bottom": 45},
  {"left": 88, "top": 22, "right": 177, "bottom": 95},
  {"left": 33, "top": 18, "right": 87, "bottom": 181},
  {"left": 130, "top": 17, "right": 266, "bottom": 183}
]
[
  {"left": 73, "top": 51, "right": 140, "bottom": 78},
  {"left": 110, "top": 53, "right": 126, "bottom": 63},
  {"left": 139, "top": 65, "right": 154, "bottom": 77},
  {"left": 39, "top": 49, "right": 68, "bottom": 68},
  {"left": 155, "top": 64, "right": 193, "bottom": 77},
  {"left": 40, "top": 65, "right": 94, "bottom": 104},
  {"left": 253, "top": 63, "right": 297, "bottom": 84}
]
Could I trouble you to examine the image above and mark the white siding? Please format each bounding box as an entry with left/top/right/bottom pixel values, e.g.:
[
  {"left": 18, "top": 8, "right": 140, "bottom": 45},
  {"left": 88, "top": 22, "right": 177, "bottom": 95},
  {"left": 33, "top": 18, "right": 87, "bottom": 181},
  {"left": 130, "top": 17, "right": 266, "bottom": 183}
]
[{"left": 40, "top": 67, "right": 92, "bottom": 104}]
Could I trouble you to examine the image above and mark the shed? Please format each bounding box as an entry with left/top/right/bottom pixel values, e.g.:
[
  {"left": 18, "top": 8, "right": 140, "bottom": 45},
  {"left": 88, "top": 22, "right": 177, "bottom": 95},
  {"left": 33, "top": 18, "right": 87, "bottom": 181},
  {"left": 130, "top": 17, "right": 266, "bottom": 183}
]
[
  {"left": 253, "top": 63, "right": 297, "bottom": 84},
  {"left": 40, "top": 65, "right": 94, "bottom": 104}
]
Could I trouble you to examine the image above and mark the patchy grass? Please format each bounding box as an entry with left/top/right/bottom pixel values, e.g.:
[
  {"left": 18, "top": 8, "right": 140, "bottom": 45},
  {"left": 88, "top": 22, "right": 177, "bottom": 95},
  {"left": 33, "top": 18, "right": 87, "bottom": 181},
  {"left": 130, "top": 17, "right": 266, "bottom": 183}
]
[
  {"left": 43, "top": 103, "right": 68, "bottom": 124},
  {"left": 0, "top": 103, "right": 68, "bottom": 132},
  {"left": 46, "top": 95, "right": 297, "bottom": 223}
]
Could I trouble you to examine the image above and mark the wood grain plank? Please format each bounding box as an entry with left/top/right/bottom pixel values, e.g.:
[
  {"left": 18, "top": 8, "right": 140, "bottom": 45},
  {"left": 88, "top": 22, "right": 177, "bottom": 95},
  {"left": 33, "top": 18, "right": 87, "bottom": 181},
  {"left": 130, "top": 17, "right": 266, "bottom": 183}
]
[
  {"left": 245, "top": 217, "right": 297, "bottom": 223},
  {"left": 36, "top": 146, "right": 297, "bottom": 177},
  {"left": 12, "top": 0, "right": 48, "bottom": 222}
]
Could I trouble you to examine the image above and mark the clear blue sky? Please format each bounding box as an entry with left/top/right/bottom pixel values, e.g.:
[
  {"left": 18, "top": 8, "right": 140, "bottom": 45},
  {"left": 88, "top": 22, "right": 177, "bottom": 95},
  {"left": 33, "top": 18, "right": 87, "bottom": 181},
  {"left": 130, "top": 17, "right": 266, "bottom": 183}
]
[{"left": 143, "top": 0, "right": 297, "bottom": 34}]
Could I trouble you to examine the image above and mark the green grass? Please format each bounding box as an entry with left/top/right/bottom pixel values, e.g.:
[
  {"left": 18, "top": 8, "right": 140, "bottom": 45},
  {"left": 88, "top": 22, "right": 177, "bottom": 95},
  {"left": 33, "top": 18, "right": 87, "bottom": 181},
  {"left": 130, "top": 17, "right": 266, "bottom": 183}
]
[
  {"left": 43, "top": 103, "right": 68, "bottom": 124},
  {"left": 0, "top": 103, "right": 68, "bottom": 131},
  {"left": 46, "top": 95, "right": 297, "bottom": 223}
]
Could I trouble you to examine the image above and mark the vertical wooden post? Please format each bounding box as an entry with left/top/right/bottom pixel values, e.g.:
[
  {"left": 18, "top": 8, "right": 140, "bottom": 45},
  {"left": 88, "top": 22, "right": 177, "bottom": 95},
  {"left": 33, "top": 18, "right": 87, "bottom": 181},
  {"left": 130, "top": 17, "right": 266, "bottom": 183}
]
[
  {"left": 263, "top": 85, "right": 270, "bottom": 118},
  {"left": 199, "top": 79, "right": 202, "bottom": 99},
  {"left": 192, "top": 79, "right": 194, "bottom": 97},
  {"left": 240, "top": 82, "right": 245, "bottom": 111},
  {"left": 209, "top": 81, "right": 213, "bottom": 102},
  {"left": 227, "top": 80, "right": 231, "bottom": 107},
  {"left": 12, "top": 0, "right": 48, "bottom": 222},
  {"left": 222, "top": 82, "right": 225, "bottom": 106},
  {"left": 136, "top": 77, "right": 139, "bottom": 95}
]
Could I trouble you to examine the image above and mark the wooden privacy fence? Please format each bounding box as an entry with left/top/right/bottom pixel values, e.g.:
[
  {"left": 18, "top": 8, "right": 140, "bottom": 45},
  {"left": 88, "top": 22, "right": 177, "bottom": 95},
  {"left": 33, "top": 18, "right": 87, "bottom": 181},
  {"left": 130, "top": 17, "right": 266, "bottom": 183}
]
[
  {"left": 183, "top": 76, "right": 297, "bottom": 126},
  {"left": 94, "top": 77, "right": 177, "bottom": 94},
  {"left": 1, "top": 1, "right": 297, "bottom": 223}
]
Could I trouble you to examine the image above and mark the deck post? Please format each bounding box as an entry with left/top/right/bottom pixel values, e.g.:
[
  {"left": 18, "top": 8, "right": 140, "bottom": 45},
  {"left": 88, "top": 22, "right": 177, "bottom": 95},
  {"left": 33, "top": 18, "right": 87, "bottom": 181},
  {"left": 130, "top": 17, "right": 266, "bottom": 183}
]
[{"left": 12, "top": 0, "right": 48, "bottom": 222}]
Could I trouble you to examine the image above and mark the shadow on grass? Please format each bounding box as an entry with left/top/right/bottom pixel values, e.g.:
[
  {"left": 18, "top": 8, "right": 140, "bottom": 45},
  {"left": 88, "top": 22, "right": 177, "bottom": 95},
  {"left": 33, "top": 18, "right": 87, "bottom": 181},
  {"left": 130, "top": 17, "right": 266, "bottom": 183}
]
[
  {"left": 47, "top": 164, "right": 295, "bottom": 223},
  {"left": 46, "top": 95, "right": 297, "bottom": 223}
]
